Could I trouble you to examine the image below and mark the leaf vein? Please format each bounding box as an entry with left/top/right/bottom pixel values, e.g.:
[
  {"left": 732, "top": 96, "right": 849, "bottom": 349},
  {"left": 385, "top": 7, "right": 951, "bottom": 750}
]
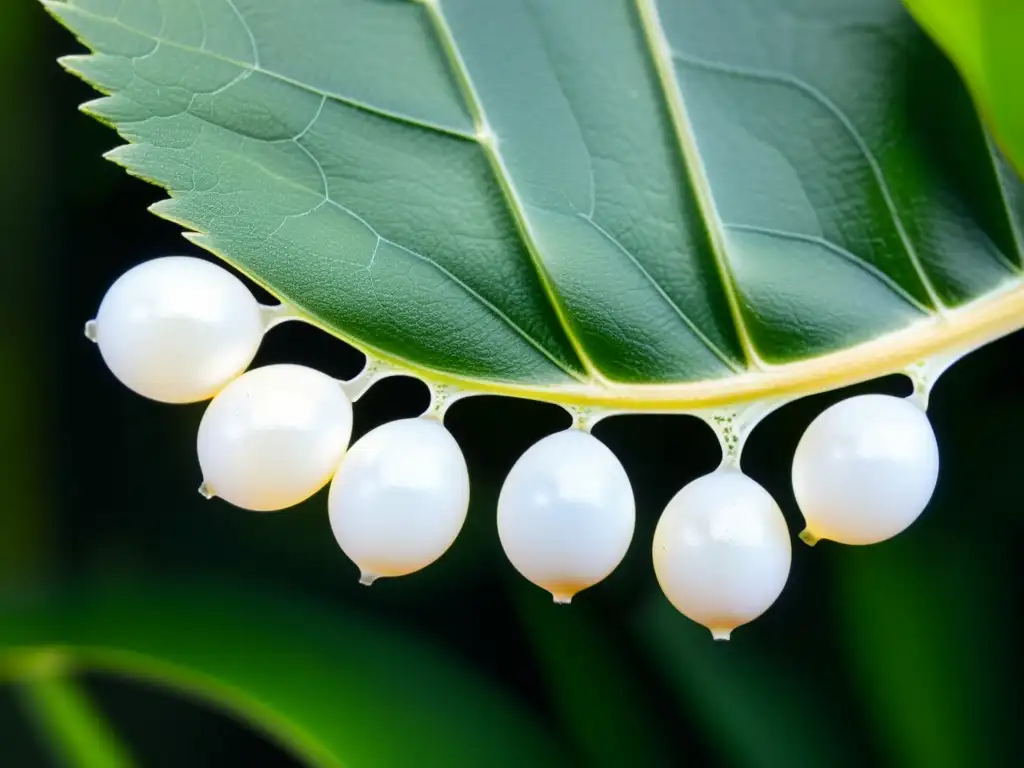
[
  {"left": 670, "top": 48, "right": 947, "bottom": 312},
  {"left": 192, "top": 0, "right": 208, "bottom": 50},
  {"left": 424, "top": 0, "right": 601, "bottom": 382},
  {"left": 223, "top": 0, "right": 260, "bottom": 67},
  {"left": 636, "top": 0, "right": 762, "bottom": 369},
  {"left": 724, "top": 223, "right": 933, "bottom": 314},
  {"left": 981, "top": 133, "right": 1024, "bottom": 272},
  {"left": 182, "top": 133, "right": 588, "bottom": 382},
  {"left": 582, "top": 214, "right": 745, "bottom": 371},
  {"left": 54, "top": 2, "right": 478, "bottom": 141}
]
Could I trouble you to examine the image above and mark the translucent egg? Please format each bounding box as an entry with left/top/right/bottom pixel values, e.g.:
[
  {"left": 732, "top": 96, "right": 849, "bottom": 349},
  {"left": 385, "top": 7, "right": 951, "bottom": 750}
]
[
  {"left": 792, "top": 394, "right": 939, "bottom": 545},
  {"left": 197, "top": 364, "right": 353, "bottom": 511},
  {"left": 90, "top": 256, "right": 263, "bottom": 403},
  {"left": 497, "top": 429, "right": 635, "bottom": 603},
  {"left": 653, "top": 470, "right": 792, "bottom": 640},
  {"left": 328, "top": 418, "right": 470, "bottom": 584}
]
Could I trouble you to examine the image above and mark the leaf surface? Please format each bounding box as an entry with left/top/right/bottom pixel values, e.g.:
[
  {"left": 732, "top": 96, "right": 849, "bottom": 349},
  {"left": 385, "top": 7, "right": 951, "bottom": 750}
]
[{"left": 46, "top": 0, "right": 1024, "bottom": 408}]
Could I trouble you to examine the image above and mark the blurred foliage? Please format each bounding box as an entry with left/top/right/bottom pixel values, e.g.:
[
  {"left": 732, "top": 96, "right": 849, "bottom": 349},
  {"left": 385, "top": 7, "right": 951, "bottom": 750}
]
[
  {"left": 0, "top": 1, "right": 1021, "bottom": 766},
  {"left": 637, "top": 597, "right": 859, "bottom": 768},
  {"left": 904, "top": 0, "right": 1024, "bottom": 176},
  {"left": 0, "top": 584, "right": 567, "bottom": 768},
  {"left": 18, "top": 672, "right": 133, "bottom": 768}
]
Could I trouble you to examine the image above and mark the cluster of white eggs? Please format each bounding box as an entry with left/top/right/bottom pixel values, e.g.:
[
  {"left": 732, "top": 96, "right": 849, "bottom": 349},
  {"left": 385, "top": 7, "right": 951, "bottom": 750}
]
[{"left": 89, "top": 256, "right": 942, "bottom": 640}]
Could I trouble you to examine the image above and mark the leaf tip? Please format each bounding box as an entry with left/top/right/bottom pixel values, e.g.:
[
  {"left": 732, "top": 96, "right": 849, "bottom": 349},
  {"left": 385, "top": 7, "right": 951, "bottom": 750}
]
[
  {"left": 101, "top": 144, "right": 131, "bottom": 166},
  {"left": 182, "top": 231, "right": 220, "bottom": 258},
  {"left": 80, "top": 98, "right": 116, "bottom": 128},
  {"left": 147, "top": 199, "right": 184, "bottom": 223},
  {"left": 182, "top": 231, "right": 212, "bottom": 247},
  {"left": 56, "top": 53, "right": 86, "bottom": 73},
  {"left": 148, "top": 201, "right": 196, "bottom": 233},
  {"left": 144, "top": 202, "right": 218, "bottom": 257}
]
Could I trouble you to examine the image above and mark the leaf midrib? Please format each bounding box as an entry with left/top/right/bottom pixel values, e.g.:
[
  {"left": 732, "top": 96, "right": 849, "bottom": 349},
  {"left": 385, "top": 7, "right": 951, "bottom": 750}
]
[
  {"left": 81, "top": 0, "right": 777, "bottom": 384},
  {"left": 63, "top": 0, "right": 614, "bottom": 383},
  {"left": 50, "top": 0, "right": 1024, "bottom": 409},
  {"left": 430, "top": 0, "right": 763, "bottom": 378},
  {"left": 424, "top": 0, "right": 604, "bottom": 382},
  {"left": 636, "top": 0, "right": 764, "bottom": 368}
]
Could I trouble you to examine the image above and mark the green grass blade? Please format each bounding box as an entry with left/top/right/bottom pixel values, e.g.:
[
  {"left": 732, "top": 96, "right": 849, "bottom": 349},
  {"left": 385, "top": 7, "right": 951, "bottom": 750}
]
[
  {"left": 0, "top": 581, "right": 566, "bottom": 768},
  {"left": 19, "top": 662, "right": 135, "bottom": 768}
]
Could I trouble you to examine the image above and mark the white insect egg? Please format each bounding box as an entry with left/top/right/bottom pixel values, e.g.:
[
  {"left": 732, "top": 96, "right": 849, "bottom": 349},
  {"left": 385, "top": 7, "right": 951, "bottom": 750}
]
[
  {"left": 792, "top": 393, "right": 939, "bottom": 546},
  {"left": 197, "top": 364, "right": 353, "bottom": 512},
  {"left": 328, "top": 417, "right": 470, "bottom": 584},
  {"left": 652, "top": 470, "right": 792, "bottom": 641},
  {"left": 497, "top": 429, "right": 635, "bottom": 604},
  {"left": 90, "top": 256, "right": 264, "bottom": 403}
]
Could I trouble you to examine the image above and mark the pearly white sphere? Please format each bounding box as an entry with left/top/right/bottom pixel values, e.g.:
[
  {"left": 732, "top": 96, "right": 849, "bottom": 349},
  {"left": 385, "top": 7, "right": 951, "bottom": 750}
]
[
  {"left": 497, "top": 430, "right": 635, "bottom": 603},
  {"left": 328, "top": 418, "right": 470, "bottom": 583},
  {"left": 93, "top": 256, "right": 263, "bottom": 403},
  {"left": 197, "top": 364, "right": 352, "bottom": 512},
  {"left": 653, "top": 470, "right": 792, "bottom": 640},
  {"left": 792, "top": 394, "right": 939, "bottom": 546}
]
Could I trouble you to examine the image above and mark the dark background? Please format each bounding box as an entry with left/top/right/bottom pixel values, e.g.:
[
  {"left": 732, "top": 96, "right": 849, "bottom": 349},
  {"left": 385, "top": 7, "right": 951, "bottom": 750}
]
[{"left": 2, "top": 2, "right": 1022, "bottom": 766}]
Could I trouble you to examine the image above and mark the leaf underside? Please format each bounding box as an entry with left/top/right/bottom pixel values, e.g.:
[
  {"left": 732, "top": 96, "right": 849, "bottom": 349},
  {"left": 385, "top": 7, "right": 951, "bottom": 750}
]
[{"left": 47, "top": 0, "right": 1024, "bottom": 405}]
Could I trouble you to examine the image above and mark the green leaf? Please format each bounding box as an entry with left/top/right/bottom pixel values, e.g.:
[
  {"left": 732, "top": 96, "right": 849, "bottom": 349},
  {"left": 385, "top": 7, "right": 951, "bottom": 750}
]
[
  {"left": 903, "top": 0, "right": 1024, "bottom": 178},
  {"left": 19, "top": 672, "right": 135, "bottom": 768},
  {"left": 44, "top": 0, "right": 1024, "bottom": 410},
  {"left": 0, "top": 582, "right": 566, "bottom": 768}
]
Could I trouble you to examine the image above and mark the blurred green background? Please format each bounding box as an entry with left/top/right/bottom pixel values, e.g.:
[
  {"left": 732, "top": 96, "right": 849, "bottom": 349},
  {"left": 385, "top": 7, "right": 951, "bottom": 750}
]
[{"left": 1, "top": 2, "right": 1022, "bottom": 766}]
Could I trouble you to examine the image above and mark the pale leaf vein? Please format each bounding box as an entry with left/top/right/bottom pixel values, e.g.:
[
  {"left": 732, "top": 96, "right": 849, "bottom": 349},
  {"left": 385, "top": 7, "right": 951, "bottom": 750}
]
[{"left": 671, "top": 48, "right": 947, "bottom": 311}]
